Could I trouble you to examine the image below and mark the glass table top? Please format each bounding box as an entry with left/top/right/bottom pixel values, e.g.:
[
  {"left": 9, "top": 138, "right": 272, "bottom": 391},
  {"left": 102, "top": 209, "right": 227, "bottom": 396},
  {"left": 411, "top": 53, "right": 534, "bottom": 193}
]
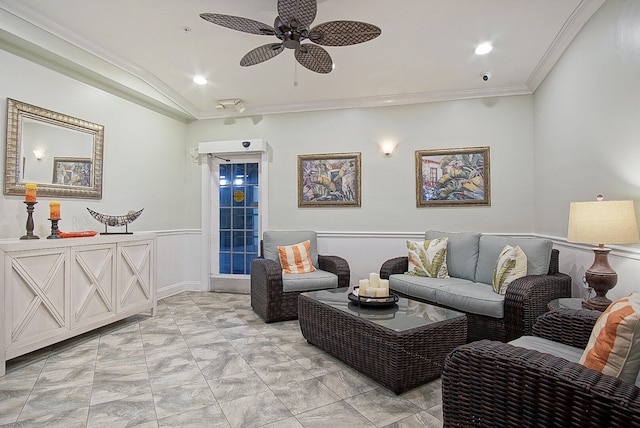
[
  {"left": 548, "top": 297, "right": 586, "bottom": 311},
  {"left": 303, "top": 287, "right": 465, "bottom": 332}
]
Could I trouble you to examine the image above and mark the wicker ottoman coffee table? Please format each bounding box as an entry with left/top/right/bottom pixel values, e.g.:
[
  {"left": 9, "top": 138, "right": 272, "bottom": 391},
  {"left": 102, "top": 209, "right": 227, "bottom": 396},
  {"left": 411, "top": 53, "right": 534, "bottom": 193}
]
[{"left": 298, "top": 287, "right": 467, "bottom": 394}]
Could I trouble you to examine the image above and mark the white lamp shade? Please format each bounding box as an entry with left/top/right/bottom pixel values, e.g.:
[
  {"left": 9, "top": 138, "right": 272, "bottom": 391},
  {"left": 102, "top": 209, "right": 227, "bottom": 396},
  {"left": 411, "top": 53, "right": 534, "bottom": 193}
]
[{"left": 567, "top": 200, "right": 640, "bottom": 245}]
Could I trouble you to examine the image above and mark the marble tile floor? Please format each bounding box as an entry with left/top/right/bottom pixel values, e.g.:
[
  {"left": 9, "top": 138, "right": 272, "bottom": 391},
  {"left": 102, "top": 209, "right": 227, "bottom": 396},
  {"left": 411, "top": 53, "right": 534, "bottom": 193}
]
[{"left": 0, "top": 291, "right": 444, "bottom": 428}]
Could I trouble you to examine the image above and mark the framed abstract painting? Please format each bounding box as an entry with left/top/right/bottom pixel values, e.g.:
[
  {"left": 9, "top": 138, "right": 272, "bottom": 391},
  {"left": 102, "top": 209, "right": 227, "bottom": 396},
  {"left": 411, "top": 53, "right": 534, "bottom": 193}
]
[
  {"left": 298, "top": 152, "right": 361, "bottom": 207},
  {"left": 415, "top": 146, "right": 490, "bottom": 207},
  {"left": 52, "top": 157, "right": 93, "bottom": 187}
]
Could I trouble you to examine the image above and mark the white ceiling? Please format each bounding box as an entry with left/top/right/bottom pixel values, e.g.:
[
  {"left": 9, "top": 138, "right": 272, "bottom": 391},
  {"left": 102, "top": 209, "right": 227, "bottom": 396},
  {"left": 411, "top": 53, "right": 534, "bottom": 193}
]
[{"left": 0, "top": 0, "right": 605, "bottom": 120}]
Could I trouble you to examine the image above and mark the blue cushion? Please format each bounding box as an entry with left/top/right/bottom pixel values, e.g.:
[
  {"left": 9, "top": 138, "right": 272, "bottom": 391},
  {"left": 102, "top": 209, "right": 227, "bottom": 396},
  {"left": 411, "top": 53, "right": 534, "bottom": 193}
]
[
  {"left": 263, "top": 230, "right": 318, "bottom": 268},
  {"left": 435, "top": 282, "right": 505, "bottom": 318},
  {"left": 282, "top": 269, "right": 338, "bottom": 292},
  {"left": 475, "top": 235, "right": 552, "bottom": 286},
  {"left": 389, "top": 274, "right": 472, "bottom": 302},
  {"left": 425, "top": 231, "right": 481, "bottom": 282},
  {"left": 509, "top": 336, "right": 583, "bottom": 363}
]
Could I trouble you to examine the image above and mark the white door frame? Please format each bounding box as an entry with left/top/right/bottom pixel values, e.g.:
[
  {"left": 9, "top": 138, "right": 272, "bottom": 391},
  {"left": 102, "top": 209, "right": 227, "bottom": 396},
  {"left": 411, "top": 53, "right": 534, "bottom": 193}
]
[{"left": 199, "top": 139, "right": 269, "bottom": 293}]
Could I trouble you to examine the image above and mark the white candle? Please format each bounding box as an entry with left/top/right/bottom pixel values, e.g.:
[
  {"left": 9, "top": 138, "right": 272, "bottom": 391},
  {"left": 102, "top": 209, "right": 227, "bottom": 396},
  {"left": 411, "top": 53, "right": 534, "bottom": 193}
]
[
  {"left": 359, "top": 279, "right": 369, "bottom": 295},
  {"left": 379, "top": 279, "right": 389, "bottom": 294},
  {"left": 365, "top": 287, "right": 377, "bottom": 297},
  {"left": 374, "top": 287, "right": 388, "bottom": 297},
  {"left": 369, "top": 272, "right": 380, "bottom": 288}
]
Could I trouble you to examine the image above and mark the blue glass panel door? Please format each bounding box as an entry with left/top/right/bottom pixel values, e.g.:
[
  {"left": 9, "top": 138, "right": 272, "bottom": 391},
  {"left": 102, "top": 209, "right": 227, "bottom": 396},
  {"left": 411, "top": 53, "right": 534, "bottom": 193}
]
[{"left": 219, "top": 162, "right": 259, "bottom": 274}]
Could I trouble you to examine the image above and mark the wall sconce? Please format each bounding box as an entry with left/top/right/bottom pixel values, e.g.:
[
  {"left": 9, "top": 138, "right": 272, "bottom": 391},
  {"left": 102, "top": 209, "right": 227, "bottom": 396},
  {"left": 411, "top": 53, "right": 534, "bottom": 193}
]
[
  {"left": 380, "top": 141, "right": 398, "bottom": 157},
  {"left": 33, "top": 149, "right": 44, "bottom": 160}
]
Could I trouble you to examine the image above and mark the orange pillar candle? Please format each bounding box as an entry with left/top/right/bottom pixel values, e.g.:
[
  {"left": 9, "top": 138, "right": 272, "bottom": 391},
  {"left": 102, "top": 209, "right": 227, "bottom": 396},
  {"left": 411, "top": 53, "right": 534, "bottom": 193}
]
[
  {"left": 25, "top": 183, "right": 37, "bottom": 202},
  {"left": 49, "top": 201, "right": 60, "bottom": 219}
]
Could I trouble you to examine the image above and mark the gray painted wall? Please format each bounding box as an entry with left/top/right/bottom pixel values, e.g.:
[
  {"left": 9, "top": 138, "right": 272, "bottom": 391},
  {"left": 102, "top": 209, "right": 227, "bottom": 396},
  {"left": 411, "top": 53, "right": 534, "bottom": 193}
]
[
  {"left": 0, "top": 49, "right": 188, "bottom": 238},
  {"left": 533, "top": 0, "right": 640, "bottom": 240},
  {"left": 187, "top": 96, "right": 536, "bottom": 234},
  {"left": 0, "top": 0, "right": 638, "bottom": 300}
]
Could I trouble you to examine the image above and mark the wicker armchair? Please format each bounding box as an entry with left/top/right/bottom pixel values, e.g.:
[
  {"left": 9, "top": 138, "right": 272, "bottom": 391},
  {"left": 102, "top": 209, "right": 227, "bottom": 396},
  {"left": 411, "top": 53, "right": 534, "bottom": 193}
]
[
  {"left": 380, "top": 249, "right": 571, "bottom": 342},
  {"left": 442, "top": 308, "right": 640, "bottom": 427},
  {"left": 250, "top": 230, "right": 350, "bottom": 323}
]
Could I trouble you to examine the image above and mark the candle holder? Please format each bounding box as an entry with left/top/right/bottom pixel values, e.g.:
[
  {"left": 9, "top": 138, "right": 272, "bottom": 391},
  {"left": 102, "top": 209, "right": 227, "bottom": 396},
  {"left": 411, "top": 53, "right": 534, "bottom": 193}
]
[
  {"left": 47, "top": 218, "right": 62, "bottom": 239},
  {"left": 20, "top": 201, "right": 40, "bottom": 240},
  {"left": 348, "top": 287, "right": 398, "bottom": 308}
]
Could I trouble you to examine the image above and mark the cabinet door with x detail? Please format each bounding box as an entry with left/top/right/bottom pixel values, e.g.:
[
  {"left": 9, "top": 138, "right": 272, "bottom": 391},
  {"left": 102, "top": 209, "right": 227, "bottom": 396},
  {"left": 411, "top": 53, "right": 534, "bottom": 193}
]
[{"left": 5, "top": 247, "right": 70, "bottom": 356}]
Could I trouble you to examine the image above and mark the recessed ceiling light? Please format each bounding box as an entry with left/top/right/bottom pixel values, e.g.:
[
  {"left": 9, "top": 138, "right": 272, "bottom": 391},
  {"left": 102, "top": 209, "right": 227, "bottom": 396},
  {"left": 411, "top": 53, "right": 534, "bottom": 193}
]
[
  {"left": 193, "top": 75, "right": 208, "bottom": 85},
  {"left": 475, "top": 42, "right": 493, "bottom": 55}
]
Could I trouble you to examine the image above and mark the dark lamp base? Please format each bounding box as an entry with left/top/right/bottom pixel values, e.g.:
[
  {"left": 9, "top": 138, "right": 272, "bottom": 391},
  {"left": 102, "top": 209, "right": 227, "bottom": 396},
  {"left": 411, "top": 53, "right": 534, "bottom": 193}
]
[
  {"left": 583, "top": 246, "right": 617, "bottom": 313},
  {"left": 582, "top": 297, "right": 611, "bottom": 312}
]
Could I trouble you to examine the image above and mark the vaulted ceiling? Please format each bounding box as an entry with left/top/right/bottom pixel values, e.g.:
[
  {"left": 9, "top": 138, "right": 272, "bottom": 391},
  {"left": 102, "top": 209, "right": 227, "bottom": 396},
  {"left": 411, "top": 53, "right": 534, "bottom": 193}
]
[{"left": 0, "top": 0, "right": 605, "bottom": 120}]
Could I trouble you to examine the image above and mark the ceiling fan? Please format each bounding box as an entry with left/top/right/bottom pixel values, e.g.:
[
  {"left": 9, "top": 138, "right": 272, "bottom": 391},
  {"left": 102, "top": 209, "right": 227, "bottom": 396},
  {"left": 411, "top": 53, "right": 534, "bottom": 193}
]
[{"left": 200, "top": 0, "right": 381, "bottom": 74}]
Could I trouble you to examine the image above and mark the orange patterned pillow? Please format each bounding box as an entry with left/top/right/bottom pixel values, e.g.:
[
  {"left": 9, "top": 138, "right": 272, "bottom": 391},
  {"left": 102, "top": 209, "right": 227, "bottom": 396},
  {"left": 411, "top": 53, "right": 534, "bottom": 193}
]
[
  {"left": 277, "top": 240, "right": 316, "bottom": 274},
  {"left": 579, "top": 293, "right": 640, "bottom": 384}
]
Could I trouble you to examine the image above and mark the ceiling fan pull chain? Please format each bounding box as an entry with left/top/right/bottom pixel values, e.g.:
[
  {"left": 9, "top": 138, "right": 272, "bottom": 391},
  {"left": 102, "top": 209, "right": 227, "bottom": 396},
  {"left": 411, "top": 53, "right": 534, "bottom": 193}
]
[{"left": 294, "top": 60, "right": 299, "bottom": 87}]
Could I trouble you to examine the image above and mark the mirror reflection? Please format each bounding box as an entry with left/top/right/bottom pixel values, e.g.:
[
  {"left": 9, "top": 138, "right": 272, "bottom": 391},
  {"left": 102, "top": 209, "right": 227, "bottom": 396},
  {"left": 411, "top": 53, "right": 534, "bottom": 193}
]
[
  {"left": 21, "top": 118, "right": 94, "bottom": 185},
  {"left": 4, "top": 98, "right": 104, "bottom": 199}
]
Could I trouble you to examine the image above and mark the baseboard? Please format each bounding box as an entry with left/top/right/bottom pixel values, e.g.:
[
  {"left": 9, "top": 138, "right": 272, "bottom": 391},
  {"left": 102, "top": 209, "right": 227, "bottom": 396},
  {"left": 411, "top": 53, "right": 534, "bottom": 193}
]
[{"left": 157, "top": 281, "right": 202, "bottom": 299}]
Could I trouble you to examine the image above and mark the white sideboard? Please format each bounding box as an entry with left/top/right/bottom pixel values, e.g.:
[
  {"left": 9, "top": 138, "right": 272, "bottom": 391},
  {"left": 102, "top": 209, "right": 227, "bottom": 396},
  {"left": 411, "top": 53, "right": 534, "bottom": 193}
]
[{"left": 0, "top": 233, "right": 156, "bottom": 377}]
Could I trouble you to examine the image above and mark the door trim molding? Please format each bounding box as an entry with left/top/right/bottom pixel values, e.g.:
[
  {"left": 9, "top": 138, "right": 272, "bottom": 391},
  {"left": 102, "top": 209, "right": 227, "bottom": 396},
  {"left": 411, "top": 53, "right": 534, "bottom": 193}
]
[{"left": 199, "top": 140, "right": 269, "bottom": 291}]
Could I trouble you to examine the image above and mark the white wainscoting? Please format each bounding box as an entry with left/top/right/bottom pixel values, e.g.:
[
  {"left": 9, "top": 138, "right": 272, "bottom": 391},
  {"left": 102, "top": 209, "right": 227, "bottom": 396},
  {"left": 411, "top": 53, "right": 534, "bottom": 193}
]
[
  {"left": 154, "top": 230, "right": 640, "bottom": 302},
  {"left": 155, "top": 230, "right": 202, "bottom": 299}
]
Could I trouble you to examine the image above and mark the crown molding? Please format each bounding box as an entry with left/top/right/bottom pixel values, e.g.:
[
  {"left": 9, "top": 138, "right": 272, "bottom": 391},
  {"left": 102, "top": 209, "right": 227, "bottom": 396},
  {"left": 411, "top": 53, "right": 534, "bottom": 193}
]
[
  {"left": 0, "top": 0, "right": 605, "bottom": 121},
  {"left": 527, "top": 0, "right": 606, "bottom": 91},
  {"left": 0, "top": 3, "right": 198, "bottom": 121},
  {"left": 196, "top": 85, "right": 533, "bottom": 120}
]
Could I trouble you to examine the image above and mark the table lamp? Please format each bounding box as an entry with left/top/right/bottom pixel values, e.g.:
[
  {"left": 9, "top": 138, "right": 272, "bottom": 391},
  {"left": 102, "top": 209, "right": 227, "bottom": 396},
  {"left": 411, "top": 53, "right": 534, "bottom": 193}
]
[{"left": 567, "top": 195, "right": 639, "bottom": 311}]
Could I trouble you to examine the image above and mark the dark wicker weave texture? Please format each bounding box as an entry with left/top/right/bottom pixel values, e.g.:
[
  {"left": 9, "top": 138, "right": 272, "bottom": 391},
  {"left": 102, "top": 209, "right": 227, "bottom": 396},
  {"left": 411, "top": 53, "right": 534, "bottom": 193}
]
[
  {"left": 380, "top": 249, "right": 571, "bottom": 342},
  {"left": 299, "top": 294, "right": 467, "bottom": 394},
  {"left": 251, "top": 252, "right": 350, "bottom": 323},
  {"left": 442, "top": 308, "right": 640, "bottom": 427}
]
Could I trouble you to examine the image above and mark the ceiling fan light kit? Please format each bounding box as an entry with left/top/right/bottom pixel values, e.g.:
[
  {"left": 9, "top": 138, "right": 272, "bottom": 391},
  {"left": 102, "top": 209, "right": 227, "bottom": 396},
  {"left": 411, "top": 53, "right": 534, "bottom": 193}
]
[{"left": 200, "top": 0, "right": 381, "bottom": 74}]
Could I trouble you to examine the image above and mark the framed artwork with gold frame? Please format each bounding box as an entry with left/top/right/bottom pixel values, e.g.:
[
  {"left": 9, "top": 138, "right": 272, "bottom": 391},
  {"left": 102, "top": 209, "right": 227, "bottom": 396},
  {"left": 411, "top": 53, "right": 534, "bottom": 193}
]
[
  {"left": 416, "top": 146, "right": 490, "bottom": 207},
  {"left": 298, "top": 152, "right": 361, "bottom": 207}
]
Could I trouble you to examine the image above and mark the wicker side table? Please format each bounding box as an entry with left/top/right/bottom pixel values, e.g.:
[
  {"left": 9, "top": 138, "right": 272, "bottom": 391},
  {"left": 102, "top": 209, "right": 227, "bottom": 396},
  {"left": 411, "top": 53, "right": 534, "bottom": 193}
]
[{"left": 299, "top": 289, "right": 467, "bottom": 394}]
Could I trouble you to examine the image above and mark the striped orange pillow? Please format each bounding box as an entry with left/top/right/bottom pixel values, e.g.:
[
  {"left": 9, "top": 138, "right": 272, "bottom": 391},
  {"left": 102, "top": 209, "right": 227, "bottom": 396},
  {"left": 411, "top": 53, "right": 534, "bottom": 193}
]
[
  {"left": 277, "top": 240, "right": 316, "bottom": 274},
  {"left": 579, "top": 293, "right": 640, "bottom": 384}
]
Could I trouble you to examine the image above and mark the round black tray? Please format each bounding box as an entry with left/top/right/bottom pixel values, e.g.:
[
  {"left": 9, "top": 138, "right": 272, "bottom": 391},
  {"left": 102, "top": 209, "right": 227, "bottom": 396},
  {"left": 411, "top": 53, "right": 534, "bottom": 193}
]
[{"left": 348, "top": 290, "right": 399, "bottom": 307}]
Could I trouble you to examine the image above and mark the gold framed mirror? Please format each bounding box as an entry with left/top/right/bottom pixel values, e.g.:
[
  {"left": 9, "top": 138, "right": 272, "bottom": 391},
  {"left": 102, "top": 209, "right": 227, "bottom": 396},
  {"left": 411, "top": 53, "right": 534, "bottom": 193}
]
[{"left": 4, "top": 98, "right": 104, "bottom": 199}]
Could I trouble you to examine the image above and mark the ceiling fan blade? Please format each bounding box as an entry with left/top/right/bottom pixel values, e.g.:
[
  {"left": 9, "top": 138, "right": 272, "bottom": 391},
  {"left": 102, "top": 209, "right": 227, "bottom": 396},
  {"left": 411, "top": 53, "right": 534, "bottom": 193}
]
[
  {"left": 200, "top": 13, "right": 275, "bottom": 35},
  {"left": 294, "top": 44, "right": 332, "bottom": 74},
  {"left": 309, "top": 21, "right": 381, "bottom": 46},
  {"left": 240, "top": 43, "right": 285, "bottom": 66},
  {"left": 278, "top": 0, "right": 317, "bottom": 29}
]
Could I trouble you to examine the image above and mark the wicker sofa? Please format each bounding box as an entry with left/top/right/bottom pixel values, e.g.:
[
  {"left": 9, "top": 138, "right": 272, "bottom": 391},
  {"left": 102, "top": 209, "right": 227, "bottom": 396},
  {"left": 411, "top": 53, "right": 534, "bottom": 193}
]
[
  {"left": 380, "top": 231, "right": 571, "bottom": 342},
  {"left": 441, "top": 308, "right": 640, "bottom": 427}
]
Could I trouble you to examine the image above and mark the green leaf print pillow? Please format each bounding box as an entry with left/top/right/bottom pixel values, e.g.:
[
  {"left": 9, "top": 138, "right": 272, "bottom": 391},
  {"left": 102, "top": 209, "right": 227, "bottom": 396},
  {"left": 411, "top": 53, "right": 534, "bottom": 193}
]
[{"left": 406, "top": 238, "right": 449, "bottom": 278}]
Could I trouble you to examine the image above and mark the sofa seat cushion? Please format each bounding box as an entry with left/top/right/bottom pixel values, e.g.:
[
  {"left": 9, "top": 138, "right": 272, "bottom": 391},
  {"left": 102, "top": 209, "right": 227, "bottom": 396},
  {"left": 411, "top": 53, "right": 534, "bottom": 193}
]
[
  {"left": 389, "top": 274, "right": 472, "bottom": 303},
  {"left": 476, "top": 235, "right": 552, "bottom": 285},
  {"left": 436, "top": 282, "right": 505, "bottom": 318},
  {"left": 425, "top": 231, "right": 481, "bottom": 282},
  {"left": 509, "top": 336, "right": 583, "bottom": 363},
  {"left": 282, "top": 269, "right": 338, "bottom": 292}
]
